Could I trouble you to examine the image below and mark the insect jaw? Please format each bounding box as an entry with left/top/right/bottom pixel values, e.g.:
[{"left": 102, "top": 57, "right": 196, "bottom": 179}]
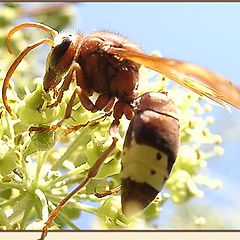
[{"left": 43, "top": 69, "right": 61, "bottom": 93}]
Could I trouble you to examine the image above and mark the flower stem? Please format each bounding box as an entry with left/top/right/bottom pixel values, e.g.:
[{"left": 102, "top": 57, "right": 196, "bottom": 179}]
[
  {"left": 51, "top": 127, "right": 94, "bottom": 171},
  {"left": 46, "top": 193, "right": 97, "bottom": 214},
  {"left": 44, "top": 163, "right": 89, "bottom": 190},
  {"left": 0, "top": 193, "right": 25, "bottom": 208},
  {"left": 48, "top": 201, "right": 80, "bottom": 230},
  {"left": 0, "top": 181, "right": 24, "bottom": 191},
  {"left": 21, "top": 201, "right": 33, "bottom": 229},
  {"left": 33, "top": 151, "right": 49, "bottom": 187}
]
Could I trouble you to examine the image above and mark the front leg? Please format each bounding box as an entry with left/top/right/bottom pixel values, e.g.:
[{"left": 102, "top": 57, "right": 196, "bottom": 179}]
[
  {"left": 47, "top": 62, "right": 86, "bottom": 109},
  {"left": 30, "top": 87, "right": 114, "bottom": 133}
]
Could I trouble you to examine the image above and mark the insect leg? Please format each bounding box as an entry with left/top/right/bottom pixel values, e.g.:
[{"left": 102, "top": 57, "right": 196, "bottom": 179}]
[
  {"left": 46, "top": 66, "right": 76, "bottom": 109},
  {"left": 113, "top": 100, "right": 134, "bottom": 122},
  {"left": 95, "top": 94, "right": 115, "bottom": 111},
  {"left": 103, "top": 97, "right": 115, "bottom": 112},
  {"left": 29, "top": 87, "right": 80, "bottom": 132},
  {"left": 39, "top": 121, "right": 120, "bottom": 240},
  {"left": 63, "top": 91, "right": 115, "bottom": 133},
  {"left": 47, "top": 63, "right": 92, "bottom": 109},
  {"left": 31, "top": 63, "right": 98, "bottom": 132},
  {"left": 94, "top": 185, "right": 121, "bottom": 198},
  {"left": 29, "top": 86, "right": 96, "bottom": 132},
  {"left": 63, "top": 111, "right": 112, "bottom": 134}
]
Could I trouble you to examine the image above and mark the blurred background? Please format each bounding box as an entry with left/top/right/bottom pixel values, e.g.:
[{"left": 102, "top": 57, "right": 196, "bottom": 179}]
[{"left": 1, "top": 2, "right": 240, "bottom": 229}]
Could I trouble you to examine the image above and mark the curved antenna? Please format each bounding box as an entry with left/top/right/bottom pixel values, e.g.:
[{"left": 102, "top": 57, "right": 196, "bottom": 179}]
[
  {"left": 2, "top": 38, "right": 54, "bottom": 116},
  {"left": 7, "top": 22, "right": 58, "bottom": 54}
]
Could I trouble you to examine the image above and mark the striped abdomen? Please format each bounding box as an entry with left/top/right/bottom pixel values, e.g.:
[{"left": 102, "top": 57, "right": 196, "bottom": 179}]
[{"left": 121, "top": 92, "right": 180, "bottom": 216}]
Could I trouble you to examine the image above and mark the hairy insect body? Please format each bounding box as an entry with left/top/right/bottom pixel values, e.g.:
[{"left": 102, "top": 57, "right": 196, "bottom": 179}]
[
  {"left": 42, "top": 31, "right": 143, "bottom": 119},
  {"left": 121, "top": 92, "right": 180, "bottom": 216},
  {"left": 76, "top": 32, "right": 141, "bottom": 101}
]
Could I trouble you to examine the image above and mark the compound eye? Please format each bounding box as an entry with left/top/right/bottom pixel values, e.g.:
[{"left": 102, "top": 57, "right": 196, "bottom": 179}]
[{"left": 50, "top": 35, "right": 72, "bottom": 66}]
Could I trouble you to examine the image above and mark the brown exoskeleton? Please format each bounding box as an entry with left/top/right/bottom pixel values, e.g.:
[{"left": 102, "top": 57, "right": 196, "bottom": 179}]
[{"left": 2, "top": 22, "right": 240, "bottom": 239}]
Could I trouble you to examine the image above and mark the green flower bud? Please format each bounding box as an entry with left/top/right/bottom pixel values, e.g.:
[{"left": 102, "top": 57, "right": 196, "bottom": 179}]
[
  {"left": 23, "top": 131, "right": 57, "bottom": 158},
  {"left": 95, "top": 156, "right": 121, "bottom": 179},
  {"left": 97, "top": 197, "right": 134, "bottom": 229},
  {"left": 174, "top": 145, "right": 200, "bottom": 175},
  {"left": 64, "top": 103, "right": 89, "bottom": 126},
  {"left": 0, "top": 149, "right": 18, "bottom": 177},
  {"left": 86, "top": 140, "right": 121, "bottom": 179},
  {"left": 17, "top": 84, "right": 62, "bottom": 125},
  {"left": 60, "top": 202, "right": 81, "bottom": 220},
  {"left": 142, "top": 201, "right": 161, "bottom": 221},
  {"left": 167, "top": 170, "right": 203, "bottom": 203},
  {"left": 0, "top": 208, "right": 9, "bottom": 228},
  {"left": 0, "top": 188, "right": 12, "bottom": 200}
]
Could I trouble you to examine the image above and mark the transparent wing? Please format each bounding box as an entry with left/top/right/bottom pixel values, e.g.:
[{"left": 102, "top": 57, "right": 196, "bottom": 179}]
[{"left": 108, "top": 47, "right": 240, "bottom": 110}]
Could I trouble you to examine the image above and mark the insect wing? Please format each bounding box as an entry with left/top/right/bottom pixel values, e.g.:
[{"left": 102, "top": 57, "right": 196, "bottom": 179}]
[{"left": 108, "top": 47, "right": 240, "bottom": 110}]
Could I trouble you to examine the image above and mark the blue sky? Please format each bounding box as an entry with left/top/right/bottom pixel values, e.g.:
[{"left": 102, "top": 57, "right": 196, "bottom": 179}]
[
  {"left": 74, "top": 3, "right": 240, "bottom": 80},
  {"left": 68, "top": 3, "right": 240, "bottom": 228}
]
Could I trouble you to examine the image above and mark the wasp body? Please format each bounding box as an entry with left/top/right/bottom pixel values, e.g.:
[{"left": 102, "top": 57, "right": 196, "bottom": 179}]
[{"left": 11, "top": 30, "right": 143, "bottom": 125}]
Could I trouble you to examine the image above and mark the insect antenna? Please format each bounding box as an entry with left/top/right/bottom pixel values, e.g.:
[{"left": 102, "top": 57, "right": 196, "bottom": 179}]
[
  {"left": 7, "top": 22, "right": 58, "bottom": 54},
  {"left": 3, "top": 22, "right": 58, "bottom": 116},
  {"left": 2, "top": 38, "right": 54, "bottom": 116}
]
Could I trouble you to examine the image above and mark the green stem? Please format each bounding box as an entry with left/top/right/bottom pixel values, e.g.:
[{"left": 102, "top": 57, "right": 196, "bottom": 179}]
[
  {"left": 64, "top": 174, "right": 85, "bottom": 186},
  {"left": 33, "top": 195, "right": 44, "bottom": 220},
  {"left": 13, "top": 132, "right": 33, "bottom": 183},
  {"left": 5, "top": 114, "right": 15, "bottom": 140},
  {"left": 8, "top": 195, "right": 31, "bottom": 222},
  {"left": 34, "top": 189, "right": 49, "bottom": 221},
  {"left": 48, "top": 202, "right": 80, "bottom": 230},
  {"left": 0, "top": 181, "right": 24, "bottom": 191},
  {"left": 44, "top": 163, "right": 89, "bottom": 190},
  {"left": 51, "top": 127, "right": 94, "bottom": 171},
  {"left": 33, "top": 151, "right": 49, "bottom": 187},
  {"left": 21, "top": 201, "right": 33, "bottom": 229},
  {"left": 74, "top": 193, "right": 107, "bottom": 203},
  {"left": 57, "top": 212, "right": 80, "bottom": 230},
  {"left": 0, "top": 193, "right": 25, "bottom": 208},
  {"left": 74, "top": 202, "right": 97, "bottom": 214},
  {"left": 20, "top": 158, "right": 30, "bottom": 183},
  {"left": 19, "top": 139, "right": 31, "bottom": 182},
  {"left": 46, "top": 193, "right": 97, "bottom": 214}
]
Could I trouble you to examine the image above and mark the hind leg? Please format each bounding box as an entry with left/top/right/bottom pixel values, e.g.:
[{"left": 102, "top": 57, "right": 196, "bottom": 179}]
[{"left": 39, "top": 119, "right": 120, "bottom": 240}]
